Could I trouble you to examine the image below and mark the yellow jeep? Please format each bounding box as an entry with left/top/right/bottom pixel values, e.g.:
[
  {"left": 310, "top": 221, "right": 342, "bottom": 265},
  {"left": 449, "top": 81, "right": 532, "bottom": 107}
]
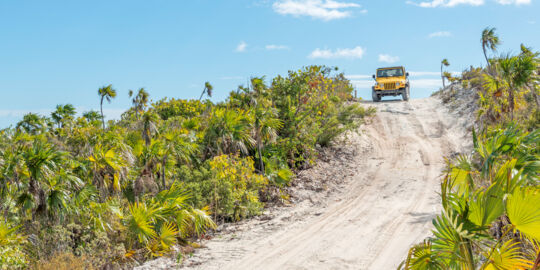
[{"left": 372, "top": 66, "right": 410, "bottom": 102}]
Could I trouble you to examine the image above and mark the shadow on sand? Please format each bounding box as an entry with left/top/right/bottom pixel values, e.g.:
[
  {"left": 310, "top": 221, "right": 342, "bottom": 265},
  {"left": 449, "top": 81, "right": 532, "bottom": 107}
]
[{"left": 358, "top": 99, "right": 405, "bottom": 104}]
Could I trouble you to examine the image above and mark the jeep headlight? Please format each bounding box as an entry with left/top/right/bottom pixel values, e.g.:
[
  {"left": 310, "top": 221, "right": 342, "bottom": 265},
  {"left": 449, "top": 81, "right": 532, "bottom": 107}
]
[
  {"left": 396, "top": 82, "right": 400, "bottom": 87},
  {"left": 378, "top": 83, "right": 384, "bottom": 88}
]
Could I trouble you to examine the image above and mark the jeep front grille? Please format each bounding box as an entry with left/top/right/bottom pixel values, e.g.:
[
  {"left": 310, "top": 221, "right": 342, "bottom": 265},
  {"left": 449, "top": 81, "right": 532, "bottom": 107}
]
[{"left": 384, "top": 83, "right": 396, "bottom": 90}]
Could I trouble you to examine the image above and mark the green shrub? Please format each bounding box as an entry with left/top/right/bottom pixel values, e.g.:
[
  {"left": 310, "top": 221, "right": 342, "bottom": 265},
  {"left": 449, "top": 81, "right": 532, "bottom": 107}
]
[
  {"left": 207, "top": 155, "right": 268, "bottom": 221},
  {"left": 0, "top": 221, "right": 27, "bottom": 269}
]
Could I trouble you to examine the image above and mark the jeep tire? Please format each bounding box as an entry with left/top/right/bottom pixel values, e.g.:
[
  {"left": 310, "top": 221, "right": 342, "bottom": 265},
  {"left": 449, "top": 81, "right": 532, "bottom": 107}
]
[
  {"left": 372, "top": 89, "right": 380, "bottom": 102},
  {"left": 402, "top": 86, "right": 410, "bottom": 101}
]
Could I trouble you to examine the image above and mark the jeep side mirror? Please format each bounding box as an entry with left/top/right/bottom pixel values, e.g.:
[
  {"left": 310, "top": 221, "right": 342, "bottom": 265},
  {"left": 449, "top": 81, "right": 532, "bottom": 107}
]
[
  {"left": 406, "top": 72, "right": 409, "bottom": 77},
  {"left": 372, "top": 74, "right": 376, "bottom": 79}
]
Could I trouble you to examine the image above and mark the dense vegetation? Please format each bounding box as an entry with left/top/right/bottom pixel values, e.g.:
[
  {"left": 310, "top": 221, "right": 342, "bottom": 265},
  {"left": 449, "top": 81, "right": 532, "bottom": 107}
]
[
  {"left": 401, "top": 29, "right": 540, "bottom": 269},
  {"left": 0, "top": 66, "right": 374, "bottom": 269}
]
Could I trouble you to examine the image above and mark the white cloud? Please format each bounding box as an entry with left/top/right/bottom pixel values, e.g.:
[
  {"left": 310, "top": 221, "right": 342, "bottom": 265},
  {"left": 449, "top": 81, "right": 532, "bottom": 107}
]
[
  {"left": 378, "top": 54, "right": 400, "bottom": 63},
  {"left": 309, "top": 46, "right": 365, "bottom": 59},
  {"left": 236, "top": 41, "right": 247, "bottom": 52},
  {"left": 266, "top": 44, "right": 290, "bottom": 50},
  {"left": 273, "top": 0, "right": 364, "bottom": 21},
  {"left": 429, "top": 31, "right": 452, "bottom": 38},
  {"left": 495, "top": 0, "right": 530, "bottom": 4}
]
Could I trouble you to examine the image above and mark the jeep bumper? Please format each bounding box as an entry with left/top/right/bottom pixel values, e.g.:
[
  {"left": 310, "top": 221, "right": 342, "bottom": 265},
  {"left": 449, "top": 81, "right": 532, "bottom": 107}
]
[{"left": 372, "top": 88, "right": 406, "bottom": 97}]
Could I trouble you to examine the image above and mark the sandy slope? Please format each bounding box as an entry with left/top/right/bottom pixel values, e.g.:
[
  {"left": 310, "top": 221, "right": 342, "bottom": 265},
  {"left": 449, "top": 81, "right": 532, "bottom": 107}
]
[{"left": 136, "top": 97, "right": 471, "bottom": 270}]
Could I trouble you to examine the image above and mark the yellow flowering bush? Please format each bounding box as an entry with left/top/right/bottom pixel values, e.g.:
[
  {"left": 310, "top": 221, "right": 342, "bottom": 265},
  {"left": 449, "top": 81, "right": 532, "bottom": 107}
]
[{"left": 209, "top": 155, "right": 268, "bottom": 221}]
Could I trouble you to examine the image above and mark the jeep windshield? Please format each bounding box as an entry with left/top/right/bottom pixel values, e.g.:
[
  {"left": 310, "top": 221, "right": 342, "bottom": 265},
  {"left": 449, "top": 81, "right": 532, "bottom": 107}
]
[{"left": 377, "top": 68, "right": 404, "bottom": 78}]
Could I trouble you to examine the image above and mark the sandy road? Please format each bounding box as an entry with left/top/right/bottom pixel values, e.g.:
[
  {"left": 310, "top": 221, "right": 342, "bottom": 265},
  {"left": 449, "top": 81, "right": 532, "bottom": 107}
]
[{"left": 138, "top": 97, "right": 470, "bottom": 270}]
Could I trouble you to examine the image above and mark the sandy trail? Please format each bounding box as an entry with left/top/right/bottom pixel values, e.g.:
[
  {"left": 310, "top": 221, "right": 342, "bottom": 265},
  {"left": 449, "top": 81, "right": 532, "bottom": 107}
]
[{"left": 139, "top": 97, "right": 470, "bottom": 270}]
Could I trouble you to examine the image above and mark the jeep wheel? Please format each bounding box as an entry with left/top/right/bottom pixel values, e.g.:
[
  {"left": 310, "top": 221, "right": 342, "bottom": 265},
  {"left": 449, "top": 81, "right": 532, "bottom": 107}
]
[
  {"left": 372, "top": 90, "right": 380, "bottom": 102},
  {"left": 402, "top": 87, "right": 410, "bottom": 101}
]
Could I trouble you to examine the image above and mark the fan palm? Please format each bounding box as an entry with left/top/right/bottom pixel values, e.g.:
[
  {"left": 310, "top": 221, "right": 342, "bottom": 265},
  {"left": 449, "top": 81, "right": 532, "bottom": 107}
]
[
  {"left": 98, "top": 84, "right": 117, "bottom": 129},
  {"left": 16, "top": 113, "right": 48, "bottom": 135},
  {"left": 199, "top": 81, "right": 213, "bottom": 101},
  {"left": 241, "top": 77, "right": 282, "bottom": 173},
  {"left": 140, "top": 111, "right": 159, "bottom": 146},
  {"left": 21, "top": 142, "right": 64, "bottom": 219},
  {"left": 253, "top": 104, "right": 281, "bottom": 173},
  {"left": 88, "top": 144, "right": 127, "bottom": 196},
  {"left": 156, "top": 130, "right": 198, "bottom": 189},
  {"left": 204, "top": 108, "right": 254, "bottom": 157},
  {"left": 82, "top": 110, "right": 102, "bottom": 124},
  {"left": 506, "top": 187, "right": 540, "bottom": 241},
  {"left": 124, "top": 182, "right": 215, "bottom": 250},
  {"left": 51, "top": 104, "right": 76, "bottom": 129},
  {"left": 497, "top": 53, "right": 536, "bottom": 119},
  {"left": 441, "top": 59, "right": 450, "bottom": 88},
  {"left": 481, "top": 240, "right": 533, "bottom": 270},
  {"left": 400, "top": 241, "right": 446, "bottom": 270},
  {"left": 129, "top": 88, "right": 150, "bottom": 120},
  {"left": 481, "top": 27, "right": 500, "bottom": 69}
]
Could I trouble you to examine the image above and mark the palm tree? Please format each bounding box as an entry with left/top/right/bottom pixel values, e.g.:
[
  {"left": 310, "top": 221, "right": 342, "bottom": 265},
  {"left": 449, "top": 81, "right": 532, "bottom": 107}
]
[
  {"left": 124, "top": 182, "right": 215, "bottom": 251},
  {"left": 82, "top": 110, "right": 102, "bottom": 123},
  {"left": 88, "top": 144, "right": 127, "bottom": 196},
  {"left": 140, "top": 112, "right": 159, "bottom": 146},
  {"left": 519, "top": 44, "right": 540, "bottom": 108},
  {"left": 203, "top": 108, "right": 254, "bottom": 158},
  {"left": 441, "top": 59, "right": 450, "bottom": 88},
  {"left": 98, "top": 84, "right": 117, "bottom": 129},
  {"left": 157, "top": 130, "right": 198, "bottom": 189},
  {"left": 247, "top": 77, "right": 281, "bottom": 173},
  {"left": 498, "top": 53, "right": 536, "bottom": 119},
  {"left": 128, "top": 88, "right": 150, "bottom": 120},
  {"left": 51, "top": 104, "right": 76, "bottom": 128},
  {"left": 16, "top": 113, "right": 48, "bottom": 135},
  {"left": 481, "top": 27, "right": 500, "bottom": 69},
  {"left": 21, "top": 142, "right": 64, "bottom": 220},
  {"left": 199, "top": 82, "right": 213, "bottom": 101}
]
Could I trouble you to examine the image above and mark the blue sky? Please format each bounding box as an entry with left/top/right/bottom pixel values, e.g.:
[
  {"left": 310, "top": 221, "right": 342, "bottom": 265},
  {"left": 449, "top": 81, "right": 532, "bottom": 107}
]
[{"left": 0, "top": 0, "right": 538, "bottom": 127}]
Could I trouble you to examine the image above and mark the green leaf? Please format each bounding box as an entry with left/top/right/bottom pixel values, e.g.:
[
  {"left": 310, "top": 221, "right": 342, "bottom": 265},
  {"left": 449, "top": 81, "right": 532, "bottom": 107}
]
[
  {"left": 468, "top": 183, "right": 504, "bottom": 227},
  {"left": 506, "top": 187, "right": 540, "bottom": 241},
  {"left": 482, "top": 240, "right": 533, "bottom": 270}
]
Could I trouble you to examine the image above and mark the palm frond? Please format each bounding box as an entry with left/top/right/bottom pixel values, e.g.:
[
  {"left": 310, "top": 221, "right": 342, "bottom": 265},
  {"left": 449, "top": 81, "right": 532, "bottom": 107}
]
[
  {"left": 482, "top": 240, "right": 533, "bottom": 270},
  {"left": 507, "top": 187, "right": 540, "bottom": 242}
]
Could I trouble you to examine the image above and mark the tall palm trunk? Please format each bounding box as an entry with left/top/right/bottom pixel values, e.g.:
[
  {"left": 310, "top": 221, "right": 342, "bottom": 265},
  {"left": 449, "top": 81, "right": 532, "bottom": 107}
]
[
  {"left": 508, "top": 88, "right": 515, "bottom": 120},
  {"left": 100, "top": 96, "right": 105, "bottom": 129},
  {"left": 28, "top": 178, "right": 38, "bottom": 220},
  {"left": 441, "top": 64, "right": 446, "bottom": 88},
  {"left": 483, "top": 44, "right": 490, "bottom": 69},
  {"left": 199, "top": 89, "right": 206, "bottom": 101}
]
